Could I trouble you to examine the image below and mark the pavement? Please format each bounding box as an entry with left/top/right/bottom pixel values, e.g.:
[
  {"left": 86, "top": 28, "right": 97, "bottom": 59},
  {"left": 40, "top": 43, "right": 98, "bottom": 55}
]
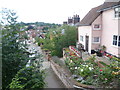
[
  {"left": 44, "top": 67, "right": 65, "bottom": 88},
  {"left": 28, "top": 42, "right": 65, "bottom": 88},
  {"left": 82, "top": 52, "right": 111, "bottom": 65}
]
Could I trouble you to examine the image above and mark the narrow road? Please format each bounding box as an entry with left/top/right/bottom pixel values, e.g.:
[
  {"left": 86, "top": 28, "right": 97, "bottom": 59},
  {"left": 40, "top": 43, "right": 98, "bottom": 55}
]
[{"left": 28, "top": 43, "right": 65, "bottom": 88}]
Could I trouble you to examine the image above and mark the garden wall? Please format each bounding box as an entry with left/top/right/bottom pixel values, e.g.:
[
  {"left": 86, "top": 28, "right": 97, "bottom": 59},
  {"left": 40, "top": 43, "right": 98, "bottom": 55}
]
[
  {"left": 50, "top": 60, "right": 74, "bottom": 88},
  {"left": 50, "top": 60, "right": 96, "bottom": 89}
]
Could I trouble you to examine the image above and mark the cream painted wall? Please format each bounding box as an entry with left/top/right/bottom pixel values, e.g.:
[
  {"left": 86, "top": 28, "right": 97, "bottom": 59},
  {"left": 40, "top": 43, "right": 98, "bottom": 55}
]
[
  {"left": 78, "top": 26, "right": 92, "bottom": 53},
  {"left": 78, "top": 9, "right": 120, "bottom": 56},
  {"left": 101, "top": 9, "right": 119, "bottom": 56},
  {"left": 91, "top": 15, "right": 102, "bottom": 50}
]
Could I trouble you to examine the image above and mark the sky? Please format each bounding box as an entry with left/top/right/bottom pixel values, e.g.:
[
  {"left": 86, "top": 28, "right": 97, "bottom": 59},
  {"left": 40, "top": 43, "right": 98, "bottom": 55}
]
[{"left": 0, "top": 0, "right": 105, "bottom": 24}]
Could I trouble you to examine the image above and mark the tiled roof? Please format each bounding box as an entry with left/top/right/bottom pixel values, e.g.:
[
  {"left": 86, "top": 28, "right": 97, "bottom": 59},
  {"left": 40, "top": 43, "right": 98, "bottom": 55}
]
[
  {"left": 79, "top": 5, "right": 103, "bottom": 26},
  {"left": 98, "top": 2, "right": 120, "bottom": 12},
  {"left": 79, "top": 1, "right": 120, "bottom": 26}
]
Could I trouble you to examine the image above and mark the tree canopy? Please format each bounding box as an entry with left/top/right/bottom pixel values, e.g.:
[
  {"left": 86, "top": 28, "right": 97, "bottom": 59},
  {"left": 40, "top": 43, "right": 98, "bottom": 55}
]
[
  {"left": 36, "top": 25, "right": 77, "bottom": 57},
  {"left": 1, "top": 8, "right": 45, "bottom": 89}
]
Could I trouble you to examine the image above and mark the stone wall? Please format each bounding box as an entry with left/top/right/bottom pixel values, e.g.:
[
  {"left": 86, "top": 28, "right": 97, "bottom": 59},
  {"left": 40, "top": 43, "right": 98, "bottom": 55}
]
[
  {"left": 50, "top": 60, "right": 96, "bottom": 89},
  {"left": 50, "top": 60, "right": 74, "bottom": 88}
]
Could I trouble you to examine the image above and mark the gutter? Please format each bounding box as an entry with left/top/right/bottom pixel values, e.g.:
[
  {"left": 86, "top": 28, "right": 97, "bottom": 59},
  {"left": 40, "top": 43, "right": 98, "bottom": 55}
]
[
  {"left": 97, "top": 5, "right": 120, "bottom": 12},
  {"left": 78, "top": 24, "right": 91, "bottom": 26}
]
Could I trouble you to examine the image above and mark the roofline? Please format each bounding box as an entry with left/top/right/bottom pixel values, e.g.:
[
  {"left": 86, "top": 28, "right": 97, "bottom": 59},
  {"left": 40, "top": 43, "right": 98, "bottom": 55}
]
[{"left": 98, "top": 4, "right": 120, "bottom": 12}]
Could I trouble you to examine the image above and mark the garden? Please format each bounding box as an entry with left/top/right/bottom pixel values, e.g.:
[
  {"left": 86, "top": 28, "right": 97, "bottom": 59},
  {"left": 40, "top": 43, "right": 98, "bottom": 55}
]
[{"left": 63, "top": 46, "right": 120, "bottom": 88}]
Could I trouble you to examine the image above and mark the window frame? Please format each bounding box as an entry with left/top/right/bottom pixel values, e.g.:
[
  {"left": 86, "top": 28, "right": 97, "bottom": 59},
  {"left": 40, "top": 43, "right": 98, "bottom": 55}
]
[
  {"left": 80, "top": 35, "right": 84, "bottom": 42},
  {"left": 92, "top": 37, "right": 100, "bottom": 43},
  {"left": 114, "top": 7, "right": 120, "bottom": 18},
  {"left": 112, "top": 35, "right": 120, "bottom": 47},
  {"left": 93, "top": 24, "right": 101, "bottom": 30},
  {"left": 118, "top": 36, "right": 120, "bottom": 47}
]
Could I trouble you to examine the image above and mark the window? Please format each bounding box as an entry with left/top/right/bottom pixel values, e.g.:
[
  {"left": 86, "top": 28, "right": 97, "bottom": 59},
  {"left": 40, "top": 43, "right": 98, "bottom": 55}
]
[
  {"left": 93, "top": 37, "right": 100, "bottom": 43},
  {"left": 93, "top": 24, "right": 101, "bottom": 30},
  {"left": 114, "top": 7, "right": 120, "bottom": 18},
  {"left": 113, "top": 35, "right": 117, "bottom": 46},
  {"left": 80, "top": 35, "right": 83, "bottom": 41},
  {"left": 118, "top": 36, "right": 120, "bottom": 47}
]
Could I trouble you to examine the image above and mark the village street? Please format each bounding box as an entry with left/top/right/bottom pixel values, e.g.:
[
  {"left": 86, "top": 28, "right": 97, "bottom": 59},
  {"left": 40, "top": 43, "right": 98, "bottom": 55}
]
[{"left": 27, "top": 42, "right": 65, "bottom": 88}]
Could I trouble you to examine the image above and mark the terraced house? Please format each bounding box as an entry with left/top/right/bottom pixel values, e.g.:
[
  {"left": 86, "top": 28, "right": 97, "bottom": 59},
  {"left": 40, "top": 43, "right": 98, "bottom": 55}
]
[{"left": 78, "top": 2, "right": 120, "bottom": 57}]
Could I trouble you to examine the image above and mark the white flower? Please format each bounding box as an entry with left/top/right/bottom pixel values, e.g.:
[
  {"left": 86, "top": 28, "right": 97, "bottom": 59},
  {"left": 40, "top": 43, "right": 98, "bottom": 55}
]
[
  {"left": 70, "top": 60, "right": 73, "bottom": 63},
  {"left": 82, "top": 65, "right": 85, "bottom": 66},
  {"left": 81, "top": 69, "right": 83, "bottom": 72},
  {"left": 89, "top": 67, "right": 92, "bottom": 70},
  {"left": 75, "top": 67, "right": 77, "bottom": 69}
]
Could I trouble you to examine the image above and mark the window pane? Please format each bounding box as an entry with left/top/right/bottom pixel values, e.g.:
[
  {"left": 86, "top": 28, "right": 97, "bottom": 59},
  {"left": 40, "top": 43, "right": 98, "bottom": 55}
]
[
  {"left": 118, "top": 42, "right": 120, "bottom": 46},
  {"left": 113, "top": 35, "right": 117, "bottom": 40},
  {"left": 94, "top": 24, "right": 99, "bottom": 28},
  {"left": 113, "top": 35, "right": 117, "bottom": 46},
  {"left": 118, "top": 36, "right": 120, "bottom": 47},
  {"left": 93, "top": 37, "right": 99, "bottom": 42},
  {"left": 80, "top": 36, "right": 83, "bottom": 41},
  {"left": 114, "top": 7, "right": 120, "bottom": 18}
]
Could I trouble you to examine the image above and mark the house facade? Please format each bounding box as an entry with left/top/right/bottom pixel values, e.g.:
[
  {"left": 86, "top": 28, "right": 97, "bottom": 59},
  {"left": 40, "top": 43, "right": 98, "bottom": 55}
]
[{"left": 78, "top": 2, "right": 120, "bottom": 57}]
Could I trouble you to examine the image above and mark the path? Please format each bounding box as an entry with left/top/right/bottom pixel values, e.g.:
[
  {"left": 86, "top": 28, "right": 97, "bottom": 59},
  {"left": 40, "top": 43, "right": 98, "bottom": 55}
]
[
  {"left": 41, "top": 55, "right": 65, "bottom": 88},
  {"left": 29, "top": 43, "right": 65, "bottom": 88}
]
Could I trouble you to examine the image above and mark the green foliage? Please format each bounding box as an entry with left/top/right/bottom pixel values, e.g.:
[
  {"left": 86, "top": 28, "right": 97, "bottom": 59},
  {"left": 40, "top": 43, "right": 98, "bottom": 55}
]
[
  {"left": 1, "top": 8, "right": 45, "bottom": 89},
  {"left": 65, "top": 51, "right": 119, "bottom": 87},
  {"left": 9, "top": 66, "right": 45, "bottom": 89},
  {"left": 1, "top": 8, "right": 30, "bottom": 89},
  {"left": 40, "top": 25, "right": 77, "bottom": 57}
]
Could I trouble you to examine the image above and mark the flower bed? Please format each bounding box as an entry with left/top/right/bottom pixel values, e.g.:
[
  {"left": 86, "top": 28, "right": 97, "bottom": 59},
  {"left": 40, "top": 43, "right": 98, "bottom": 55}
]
[{"left": 64, "top": 48, "right": 120, "bottom": 88}]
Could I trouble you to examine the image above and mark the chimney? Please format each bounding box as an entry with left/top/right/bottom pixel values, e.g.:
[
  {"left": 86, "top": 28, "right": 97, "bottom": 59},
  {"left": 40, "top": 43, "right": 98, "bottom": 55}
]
[
  {"left": 73, "top": 14, "right": 80, "bottom": 24},
  {"left": 68, "top": 17, "right": 73, "bottom": 24}
]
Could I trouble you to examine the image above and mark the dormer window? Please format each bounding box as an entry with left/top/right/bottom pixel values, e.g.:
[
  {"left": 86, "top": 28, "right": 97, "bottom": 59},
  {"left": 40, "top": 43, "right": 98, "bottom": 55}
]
[
  {"left": 93, "top": 24, "right": 101, "bottom": 30},
  {"left": 114, "top": 7, "right": 120, "bottom": 18}
]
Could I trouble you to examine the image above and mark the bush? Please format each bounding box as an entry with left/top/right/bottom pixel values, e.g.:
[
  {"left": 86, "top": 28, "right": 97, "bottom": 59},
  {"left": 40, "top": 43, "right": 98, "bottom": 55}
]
[{"left": 9, "top": 66, "right": 45, "bottom": 89}]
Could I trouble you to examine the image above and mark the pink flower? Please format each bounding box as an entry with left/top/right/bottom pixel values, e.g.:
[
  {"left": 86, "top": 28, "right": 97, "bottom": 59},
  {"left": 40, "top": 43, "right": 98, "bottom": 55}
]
[
  {"left": 100, "top": 69, "right": 103, "bottom": 71},
  {"left": 105, "top": 78, "right": 108, "bottom": 80}
]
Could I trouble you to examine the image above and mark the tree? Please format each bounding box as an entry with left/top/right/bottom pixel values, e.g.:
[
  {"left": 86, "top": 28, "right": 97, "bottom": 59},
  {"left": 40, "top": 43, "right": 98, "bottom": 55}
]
[
  {"left": 53, "top": 25, "right": 77, "bottom": 57},
  {"left": 1, "top": 8, "right": 45, "bottom": 89},
  {"left": 9, "top": 65, "right": 45, "bottom": 89},
  {"left": 1, "top": 8, "right": 29, "bottom": 89},
  {"left": 39, "top": 25, "right": 77, "bottom": 57}
]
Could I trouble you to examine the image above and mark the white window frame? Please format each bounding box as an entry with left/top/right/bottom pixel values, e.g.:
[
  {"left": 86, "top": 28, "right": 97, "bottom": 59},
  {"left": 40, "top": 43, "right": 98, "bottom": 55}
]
[
  {"left": 114, "top": 7, "right": 120, "bottom": 18},
  {"left": 92, "top": 37, "right": 100, "bottom": 43},
  {"left": 93, "top": 24, "right": 101, "bottom": 30},
  {"left": 118, "top": 36, "right": 120, "bottom": 47},
  {"left": 113, "top": 35, "right": 118, "bottom": 46},
  {"left": 80, "top": 35, "right": 84, "bottom": 42},
  {"left": 113, "top": 35, "right": 120, "bottom": 47}
]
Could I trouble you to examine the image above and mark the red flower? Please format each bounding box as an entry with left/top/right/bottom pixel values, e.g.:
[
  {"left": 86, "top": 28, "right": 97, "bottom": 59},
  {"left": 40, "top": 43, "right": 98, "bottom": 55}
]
[
  {"left": 100, "top": 50, "right": 104, "bottom": 53},
  {"left": 107, "top": 54, "right": 110, "bottom": 57},
  {"left": 109, "top": 56, "right": 113, "bottom": 59},
  {"left": 100, "top": 69, "right": 103, "bottom": 71}
]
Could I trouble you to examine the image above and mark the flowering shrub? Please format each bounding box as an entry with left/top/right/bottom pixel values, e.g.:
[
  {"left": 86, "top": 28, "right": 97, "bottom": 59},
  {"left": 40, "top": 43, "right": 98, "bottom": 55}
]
[{"left": 64, "top": 48, "right": 119, "bottom": 88}]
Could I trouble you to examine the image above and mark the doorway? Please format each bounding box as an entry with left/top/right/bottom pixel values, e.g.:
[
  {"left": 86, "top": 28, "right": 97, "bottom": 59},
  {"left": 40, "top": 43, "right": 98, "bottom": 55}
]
[{"left": 85, "top": 36, "right": 89, "bottom": 52}]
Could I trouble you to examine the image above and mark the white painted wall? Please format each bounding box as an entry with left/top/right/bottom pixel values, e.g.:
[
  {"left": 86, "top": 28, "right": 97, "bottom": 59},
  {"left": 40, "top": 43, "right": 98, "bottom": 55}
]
[
  {"left": 78, "top": 26, "right": 92, "bottom": 53},
  {"left": 102, "top": 9, "right": 119, "bottom": 56}
]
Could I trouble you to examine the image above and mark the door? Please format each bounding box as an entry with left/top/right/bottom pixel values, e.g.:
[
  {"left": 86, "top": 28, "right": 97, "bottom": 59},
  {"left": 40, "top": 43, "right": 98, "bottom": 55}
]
[{"left": 85, "top": 36, "right": 89, "bottom": 52}]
